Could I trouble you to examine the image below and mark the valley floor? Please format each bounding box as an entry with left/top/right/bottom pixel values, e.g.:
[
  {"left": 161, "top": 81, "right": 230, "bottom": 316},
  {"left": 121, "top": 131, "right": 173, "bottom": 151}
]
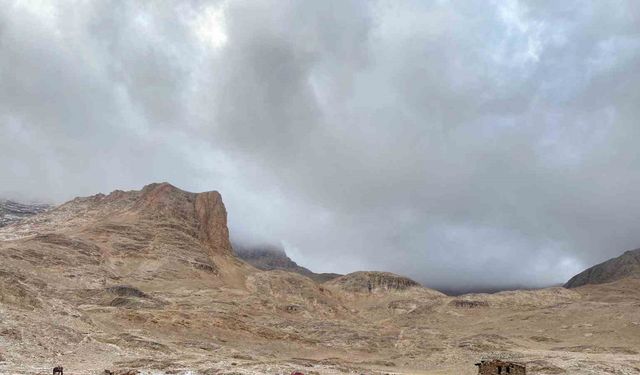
[{"left": 1, "top": 277, "right": 640, "bottom": 374}]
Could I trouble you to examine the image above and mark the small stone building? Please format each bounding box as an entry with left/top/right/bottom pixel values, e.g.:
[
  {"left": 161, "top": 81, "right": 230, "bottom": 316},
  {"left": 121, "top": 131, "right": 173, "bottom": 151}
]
[{"left": 475, "top": 359, "right": 526, "bottom": 375}]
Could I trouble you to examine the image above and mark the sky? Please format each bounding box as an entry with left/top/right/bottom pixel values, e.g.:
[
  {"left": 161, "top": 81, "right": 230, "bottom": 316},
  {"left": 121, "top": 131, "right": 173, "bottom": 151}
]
[{"left": 1, "top": 0, "right": 640, "bottom": 291}]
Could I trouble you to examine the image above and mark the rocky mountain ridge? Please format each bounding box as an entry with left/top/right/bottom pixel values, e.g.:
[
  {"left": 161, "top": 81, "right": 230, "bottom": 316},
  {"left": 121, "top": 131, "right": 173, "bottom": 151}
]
[
  {"left": 565, "top": 248, "right": 640, "bottom": 288},
  {"left": 233, "top": 244, "right": 341, "bottom": 283}
]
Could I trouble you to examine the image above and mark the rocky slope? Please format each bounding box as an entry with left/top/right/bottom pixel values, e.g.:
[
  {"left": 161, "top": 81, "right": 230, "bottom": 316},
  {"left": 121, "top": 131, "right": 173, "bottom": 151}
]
[
  {"left": 0, "top": 199, "right": 50, "bottom": 227},
  {"left": 234, "top": 244, "right": 341, "bottom": 283},
  {"left": 0, "top": 183, "right": 639, "bottom": 374},
  {"left": 565, "top": 248, "right": 640, "bottom": 288}
]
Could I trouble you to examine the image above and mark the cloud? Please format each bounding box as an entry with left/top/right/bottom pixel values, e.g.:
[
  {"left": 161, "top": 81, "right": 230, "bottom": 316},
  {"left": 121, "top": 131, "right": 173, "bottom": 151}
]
[{"left": 1, "top": 0, "right": 639, "bottom": 291}]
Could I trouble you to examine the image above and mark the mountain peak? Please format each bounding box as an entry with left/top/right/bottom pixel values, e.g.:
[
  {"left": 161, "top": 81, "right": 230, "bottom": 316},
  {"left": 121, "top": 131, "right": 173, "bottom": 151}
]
[
  {"left": 134, "top": 183, "right": 231, "bottom": 256},
  {"left": 564, "top": 248, "right": 640, "bottom": 288},
  {"left": 4, "top": 183, "right": 233, "bottom": 258},
  {"left": 140, "top": 181, "right": 183, "bottom": 198}
]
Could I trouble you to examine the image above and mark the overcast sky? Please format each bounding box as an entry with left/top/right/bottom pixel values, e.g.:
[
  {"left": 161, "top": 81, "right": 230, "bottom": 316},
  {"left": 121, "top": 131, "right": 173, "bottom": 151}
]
[{"left": 1, "top": 0, "right": 640, "bottom": 291}]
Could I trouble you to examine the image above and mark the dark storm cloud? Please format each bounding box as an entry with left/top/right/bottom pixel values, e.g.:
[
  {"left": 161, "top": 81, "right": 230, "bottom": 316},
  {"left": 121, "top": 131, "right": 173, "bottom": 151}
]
[{"left": 1, "top": 0, "right": 640, "bottom": 290}]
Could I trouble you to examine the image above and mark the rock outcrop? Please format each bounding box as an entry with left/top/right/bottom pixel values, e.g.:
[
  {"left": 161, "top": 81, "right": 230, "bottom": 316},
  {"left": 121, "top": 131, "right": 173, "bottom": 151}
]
[
  {"left": 326, "top": 271, "right": 422, "bottom": 293},
  {"left": 565, "top": 248, "right": 640, "bottom": 288}
]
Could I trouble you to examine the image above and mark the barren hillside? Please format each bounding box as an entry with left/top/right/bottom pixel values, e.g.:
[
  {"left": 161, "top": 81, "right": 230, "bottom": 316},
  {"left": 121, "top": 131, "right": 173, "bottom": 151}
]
[
  {"left": 565, "top": 249, "right": 640, "bottom": 288},
  {"left": 0, "top": 184, "right": 639, "bottom": 374}
]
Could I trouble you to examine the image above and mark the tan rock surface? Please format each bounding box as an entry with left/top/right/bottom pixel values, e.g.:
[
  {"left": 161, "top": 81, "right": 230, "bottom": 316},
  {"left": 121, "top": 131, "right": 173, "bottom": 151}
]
[{"left": 0, "top": 183, "right": 639, "bottom": 374}]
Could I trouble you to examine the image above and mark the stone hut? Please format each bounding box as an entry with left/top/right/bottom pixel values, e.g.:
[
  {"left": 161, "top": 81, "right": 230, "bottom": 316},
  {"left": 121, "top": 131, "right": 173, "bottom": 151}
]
[{"left": 475, "top": 359, "right": 526, "bottom": 375}]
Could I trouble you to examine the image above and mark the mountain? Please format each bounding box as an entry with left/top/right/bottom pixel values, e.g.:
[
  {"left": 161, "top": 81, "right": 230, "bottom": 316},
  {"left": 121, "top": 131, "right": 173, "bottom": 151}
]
[
  {"left": 233, "top": 244, "right": 341, "bottom": 282},
  {"left": 0, "top": 182, "right": 248, "bottom": 283},
  {"left": 0, "top": 182, "right": 255, "bottom": 372},
  {"left": 0, "top": 182, "right": 639, "bottom": 374},
  {"left": 564, "top": 248, "right": 640, "bottom": 288},
  {"left": 0, "top": 199, "right": 50, "bottom": 227}
]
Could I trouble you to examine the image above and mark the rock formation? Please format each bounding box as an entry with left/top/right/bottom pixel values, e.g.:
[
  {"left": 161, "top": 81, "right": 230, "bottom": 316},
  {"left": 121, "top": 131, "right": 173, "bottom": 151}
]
[{"left": 326, "top": 271, "right": 422, "bottom": 293}]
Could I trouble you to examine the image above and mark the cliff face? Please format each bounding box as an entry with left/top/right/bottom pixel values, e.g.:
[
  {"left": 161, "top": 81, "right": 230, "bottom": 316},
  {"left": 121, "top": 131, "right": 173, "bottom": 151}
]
[
  {"left": 133, "top": 182, "right": 233, "bottom": 256},
  {"left": 565, "top": 249, "right": 640, "bottom": 288},
  {"left": 195, "top": 191, "right": 233, "bottom": 256}
]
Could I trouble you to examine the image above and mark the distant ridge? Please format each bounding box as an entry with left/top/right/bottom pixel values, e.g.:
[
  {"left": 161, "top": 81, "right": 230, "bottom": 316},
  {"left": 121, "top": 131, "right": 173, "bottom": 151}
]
[
  {"left": 0, "top": 199, "right": 50, "bottom": 227},
  {"left": 234, "top": 244, "right": 341, "bottom": 283},
  {"left": 565, "top": 248, "right": 640, "bottom": 288}
]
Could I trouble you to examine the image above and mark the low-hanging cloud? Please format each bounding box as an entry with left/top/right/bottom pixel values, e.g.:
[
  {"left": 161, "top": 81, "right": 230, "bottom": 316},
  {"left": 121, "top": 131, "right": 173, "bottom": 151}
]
[{"left": 1, "top": 0, "right": 640, "bottom": 291}]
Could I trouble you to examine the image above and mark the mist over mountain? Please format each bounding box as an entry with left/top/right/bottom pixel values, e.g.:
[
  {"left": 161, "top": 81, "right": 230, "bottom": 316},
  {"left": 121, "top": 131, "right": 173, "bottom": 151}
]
[{"left": 233, "top": 243, "right": 340, "bottom": 283}]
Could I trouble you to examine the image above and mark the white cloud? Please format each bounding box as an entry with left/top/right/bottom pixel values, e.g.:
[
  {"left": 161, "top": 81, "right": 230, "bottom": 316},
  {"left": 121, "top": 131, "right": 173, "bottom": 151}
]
[
  {"left": 1, "top": 0, "right": 640, "bottom": 291},
  {"left": 192, "top": 2, "right": 228, "bottom": 50}
]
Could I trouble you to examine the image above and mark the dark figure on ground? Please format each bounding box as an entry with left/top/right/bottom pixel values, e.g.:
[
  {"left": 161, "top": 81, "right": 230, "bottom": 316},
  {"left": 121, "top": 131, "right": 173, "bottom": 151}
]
[{"left": 53, "top": 366, "right": 64, "bottom": 375}]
